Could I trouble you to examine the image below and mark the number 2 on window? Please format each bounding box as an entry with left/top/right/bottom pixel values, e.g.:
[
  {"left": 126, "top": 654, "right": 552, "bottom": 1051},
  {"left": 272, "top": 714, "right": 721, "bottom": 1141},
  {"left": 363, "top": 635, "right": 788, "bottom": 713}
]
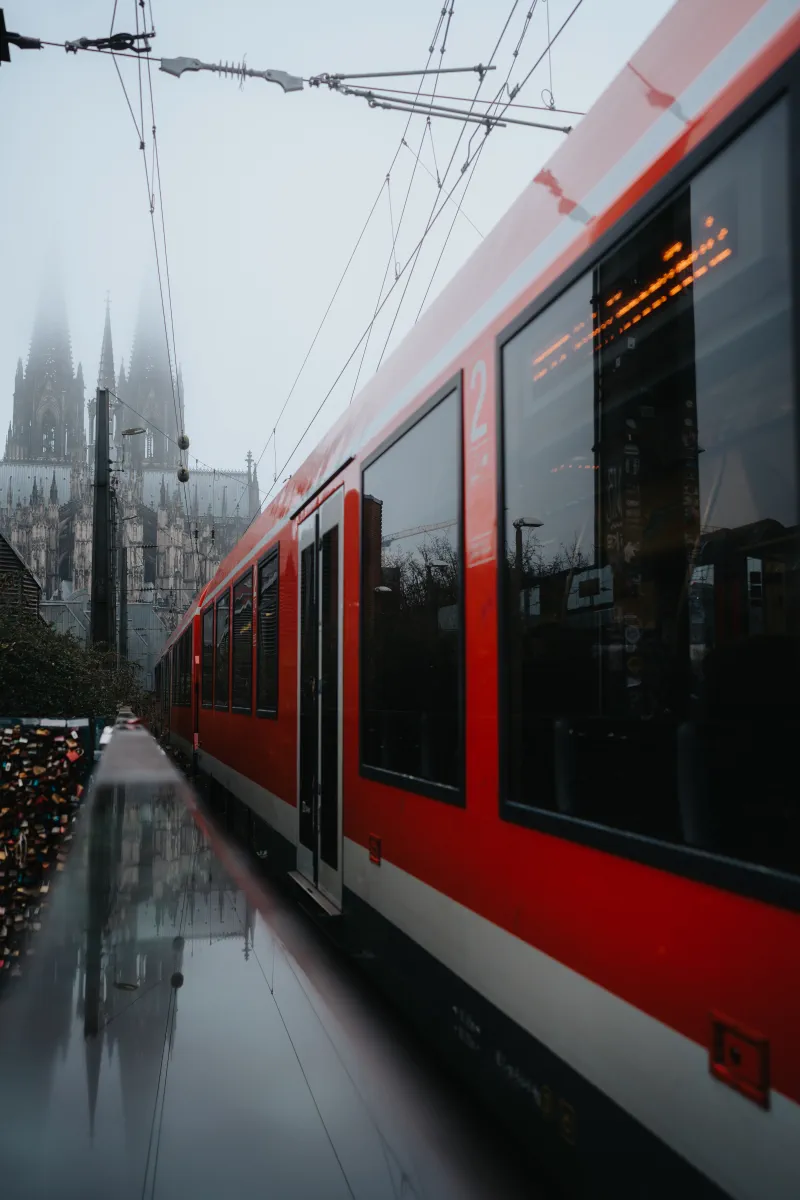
[{"left": 469, "top": 359, "right": 487, "bottom": 443}]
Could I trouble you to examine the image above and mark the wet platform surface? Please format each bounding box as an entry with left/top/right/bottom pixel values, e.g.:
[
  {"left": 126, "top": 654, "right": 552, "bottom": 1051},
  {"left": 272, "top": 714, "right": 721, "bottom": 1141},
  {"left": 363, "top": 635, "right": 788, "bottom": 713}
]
[{"left": 0, "top": 729, "right": 542, "bottom": 1200}]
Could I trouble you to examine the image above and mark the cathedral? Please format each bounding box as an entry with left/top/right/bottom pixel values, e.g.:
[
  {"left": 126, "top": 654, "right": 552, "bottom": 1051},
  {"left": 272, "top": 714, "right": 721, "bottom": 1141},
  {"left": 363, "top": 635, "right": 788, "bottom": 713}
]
[{"left": 0, "top": 287, "right": 260, "bottom": 640}]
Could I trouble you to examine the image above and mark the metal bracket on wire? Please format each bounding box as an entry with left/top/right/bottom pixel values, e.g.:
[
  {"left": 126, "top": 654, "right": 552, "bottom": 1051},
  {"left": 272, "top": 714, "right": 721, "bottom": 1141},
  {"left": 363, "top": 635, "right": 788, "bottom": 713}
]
[
  {"left": 339, "top": 86, "right": 572, "bottom": 134},
  {"left": 65, "top": 29, "right": 155, "bottom": 54},
  {"left": 310, "top": 63, "right": 495, "bottom": 90}
]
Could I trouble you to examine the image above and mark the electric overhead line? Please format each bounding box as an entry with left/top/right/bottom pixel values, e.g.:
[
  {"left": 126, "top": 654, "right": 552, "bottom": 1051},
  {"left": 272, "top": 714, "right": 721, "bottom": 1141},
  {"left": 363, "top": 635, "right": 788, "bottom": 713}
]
[
  {"left": 408, "top": 0, "right": 588, "bottom": 332},
  {"left": 375, "top": 0, "right": 534, "bottom": 369},
  {"left": 367, "top": 84, "right": 584, "bottom": 116},
  {"left": 399, "top": 138, "right": 484, "bottom": 238},
  {"left": 109, "top": 390, "right": 260, "bottom": 496},
  {"left": 349, "top": 4, "right": 459, "bottom": 405},
  {"left": 36, "top": 21, "right": 572, "bottom": 138},
  {"left": 412, "top": 0, "right": 546, "bottom": 323},
  {"left": 240, "top": 133, "right": 507, "bottom": 539},
  {"left": 30, "top": 4, "right": 586, "bottom": 580},
  {"left": 235, "top": 4, "right": 458, "bottom": 522},
  {"left": 105, "top": 1, "right": 199, "bottom": 597},
  {"left": 141, "top": 7, "right": 200, "bottom": 594},
  {"left": 332, "top": 85, "right": 571, "bottom": 132},
  {"left": 243, "top": 0, "right": 589, "bottom": 528}
]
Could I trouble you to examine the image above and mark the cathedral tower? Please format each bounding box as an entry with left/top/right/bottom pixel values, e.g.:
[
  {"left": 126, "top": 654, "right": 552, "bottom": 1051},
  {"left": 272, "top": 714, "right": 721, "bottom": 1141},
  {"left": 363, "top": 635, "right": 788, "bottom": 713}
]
[
  {"left": 117, "top": 286, "right": 181, "bottom": 470},
  {"left": 3, "top": 285, "right": 85, "bottom": 463}
]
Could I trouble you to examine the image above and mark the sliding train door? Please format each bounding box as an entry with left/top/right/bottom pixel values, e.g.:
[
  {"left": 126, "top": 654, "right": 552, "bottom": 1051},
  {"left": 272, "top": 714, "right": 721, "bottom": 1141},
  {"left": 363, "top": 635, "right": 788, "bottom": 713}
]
[{"left": 296, "top": 488, "right": 344, "bottom": 909}]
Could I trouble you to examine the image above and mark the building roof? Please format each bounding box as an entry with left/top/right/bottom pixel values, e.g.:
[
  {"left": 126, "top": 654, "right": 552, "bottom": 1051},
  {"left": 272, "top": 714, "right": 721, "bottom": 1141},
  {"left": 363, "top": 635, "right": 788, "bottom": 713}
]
[
  {"left": 0, "top": 463, "right": 74, "bottom": 509},
  {"left": 0, "top": 529, "right": 43, "bottom": 592}
]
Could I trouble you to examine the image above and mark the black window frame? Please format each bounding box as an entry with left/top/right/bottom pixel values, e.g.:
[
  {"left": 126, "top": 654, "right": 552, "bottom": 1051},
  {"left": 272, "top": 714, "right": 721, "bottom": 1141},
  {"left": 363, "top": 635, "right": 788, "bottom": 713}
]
[
  {"left": 186, "top": 627, "right": 193, "bottom": 707},
  {"left": 359, "top": 372, "right": 465, "bottom": 806},
  {"left": 231, "top": 566, "right": 255, "bottom": 714},
  {"left": 176, "top": 628, "right": 191, "bottom": 708},
  {"left": 201, "top": 605, "right": 214, "bottom": 708},
  {"left": 179, "top": 631, "right": 186, "bottom": 707},
  {"left": 214, "top": 587, "right": 231, "bottom": 711},
  {"left": 496, "top": 57, "right": 800, "bottom": 914},
  {"left": 256, "top": 545, "right": 280, "bottom": 719}
]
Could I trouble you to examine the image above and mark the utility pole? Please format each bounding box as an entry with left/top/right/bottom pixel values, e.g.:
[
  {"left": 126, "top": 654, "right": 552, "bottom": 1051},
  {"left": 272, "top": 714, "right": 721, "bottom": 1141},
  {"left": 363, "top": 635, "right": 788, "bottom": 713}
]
[
  {"left": 90, "top": 388, "right": 114, "bottom": 648},
  {"left": 119, "top": 543, "right": 128, "bottom": 663}
]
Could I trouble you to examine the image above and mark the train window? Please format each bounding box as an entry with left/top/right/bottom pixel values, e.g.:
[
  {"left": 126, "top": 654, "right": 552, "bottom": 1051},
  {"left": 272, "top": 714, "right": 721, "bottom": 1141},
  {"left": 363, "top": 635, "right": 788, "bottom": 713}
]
[
  {"left": 184, "top": 629, "right": 192, "bottom": 706},
  {"left": 171, "top": 643, "right": 179, "bottom": 707},
  {"left": 256, "top": 548, "right": 279, "bottom": 717},
  {"left": 361, "top": 382, "right": 462, "bottom": 800},
  {"left": 178, "top": 634, "right": 185, "bottom": 707},
  {"left": 231, "top": 570, "right": 254, "bottom": 713},
  {"left": 178, "top": 629, "right": 191, "bottom": 707},
  {"left": 201, "top": 607, "right": 214, "bottom": 707},
  {"left": 215, "top": 589, "right": 230, "bottom": 709},
  {"left": 500, "top": 99, "right": 800, "bottom": 878}
]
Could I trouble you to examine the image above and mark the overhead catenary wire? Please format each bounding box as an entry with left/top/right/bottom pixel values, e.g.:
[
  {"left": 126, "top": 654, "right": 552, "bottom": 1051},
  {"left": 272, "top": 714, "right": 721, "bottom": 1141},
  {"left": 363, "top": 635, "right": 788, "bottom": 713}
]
[
  {"left": 105, "top": 1, "right": 195, "bottom": 605},
  {"left": 247, "top": 0, "right": 589, "bottom": 525},
  {"left": 413, "top": 0, "right": 544, "bottom": 321},
  {"left": 415, "top": 0, "right": 586, "bottom": 322},
  {"left": 110, "top": 389, "right": 264, "bottom": 495},
  {"left": 240, "top": 4, "right": 453, "bottom": 519},
  {"left": 339, "top": 86, "right": 570, "bottom": 131},
  {"left": 400, "top": 137, "right": 483, "bottom": 238},
  {"left": 376, "top": 83, "right": 584, "bottom": 115},
  {"left": 82, "top": 2, "right": 583, "bottom": 585},
  {"left": 348, "top": 5, "right": 457, "bottom": 405},
  {"left": 374, "top": 0, "right": 528, "bottom": 370},
  {"left": 112, "top": 0, "right": 199, "bottom": 594},
  {"left": 240, "top": 136, "right": 492, "bottom": 539}
]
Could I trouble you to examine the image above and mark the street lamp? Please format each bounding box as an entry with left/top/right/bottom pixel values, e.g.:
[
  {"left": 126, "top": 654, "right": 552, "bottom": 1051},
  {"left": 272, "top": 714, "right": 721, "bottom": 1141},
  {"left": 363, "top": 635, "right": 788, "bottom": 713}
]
[
  {"left": 121, "top": 427, "right": 146, "bottom": 437},
  {"left": 513, "top": 517, "right": 543, "bottom": 586},
  {"left": 425, "top": 558, "right": 449, "bottom": 593}
]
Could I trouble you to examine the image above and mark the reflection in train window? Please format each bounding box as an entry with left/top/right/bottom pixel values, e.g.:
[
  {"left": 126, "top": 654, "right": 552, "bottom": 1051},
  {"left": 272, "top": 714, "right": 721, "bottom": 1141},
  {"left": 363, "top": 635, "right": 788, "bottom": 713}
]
[
  {"left": 215, "top": 589, "right": 230, "bottom": 710},
  {"left": 173, "top": 630, "right": 191, "bottom": 708},
  {"left": 231, "top": 570, "right": 254, "bottom": 713},
  {"left": 182, "top": 629, "right": 192, "bottom": 707},
  {"left": 256, "top": 548, "right": 279, "bottom": 717},
  {"left": 501, "top": 99, "right": 799, "bottom": 876},
  {"left": 361, "top": 388, "right": 462, "bottom": 798},
  {"left": 202, "top": 607, "right": 214, "bottom": 707}
]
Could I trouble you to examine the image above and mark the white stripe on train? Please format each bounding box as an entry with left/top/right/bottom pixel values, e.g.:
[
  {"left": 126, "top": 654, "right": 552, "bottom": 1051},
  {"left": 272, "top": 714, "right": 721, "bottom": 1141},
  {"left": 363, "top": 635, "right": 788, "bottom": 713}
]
[
  {"left": 183, "top": 744, "right": 800, "bottom": 1200},
  {"left": 180, "top": 0, "right": 795, "bottom": 625},
  {"left": 343, "top": 838, "right": 800, "bottom": 1200}
]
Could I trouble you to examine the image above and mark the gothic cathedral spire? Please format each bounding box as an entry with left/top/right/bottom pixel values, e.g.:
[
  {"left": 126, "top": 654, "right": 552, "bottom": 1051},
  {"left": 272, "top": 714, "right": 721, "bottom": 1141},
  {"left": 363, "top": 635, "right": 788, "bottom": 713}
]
[{"left": 4, "top": 283, "right": 85, "bottom": 463}]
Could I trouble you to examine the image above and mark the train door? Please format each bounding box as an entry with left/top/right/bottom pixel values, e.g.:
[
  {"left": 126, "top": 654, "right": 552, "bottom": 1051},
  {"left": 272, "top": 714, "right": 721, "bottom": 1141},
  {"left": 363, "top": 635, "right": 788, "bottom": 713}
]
[{"left": 296, "top": 487, "right": 344, "bottom": 909}]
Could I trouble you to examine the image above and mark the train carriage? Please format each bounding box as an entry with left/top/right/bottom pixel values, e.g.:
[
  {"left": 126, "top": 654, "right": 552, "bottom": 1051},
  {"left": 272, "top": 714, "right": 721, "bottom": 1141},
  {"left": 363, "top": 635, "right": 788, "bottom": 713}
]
[{"left": 158, "top": 2, "right": 800, "bottom": 1195}]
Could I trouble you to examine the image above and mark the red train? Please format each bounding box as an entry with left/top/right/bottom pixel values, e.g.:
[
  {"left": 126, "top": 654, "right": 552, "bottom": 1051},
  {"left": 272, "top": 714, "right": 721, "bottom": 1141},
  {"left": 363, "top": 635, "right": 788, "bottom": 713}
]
[{"left": 157, "top": 2, "right": 800, "bottom": 1194}]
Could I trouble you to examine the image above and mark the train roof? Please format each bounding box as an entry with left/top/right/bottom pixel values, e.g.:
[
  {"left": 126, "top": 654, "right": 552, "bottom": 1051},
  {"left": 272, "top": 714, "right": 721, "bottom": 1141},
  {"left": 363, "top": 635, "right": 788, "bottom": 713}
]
[{"left": 164, "top": 0, "right": 797, "bottom": 654}]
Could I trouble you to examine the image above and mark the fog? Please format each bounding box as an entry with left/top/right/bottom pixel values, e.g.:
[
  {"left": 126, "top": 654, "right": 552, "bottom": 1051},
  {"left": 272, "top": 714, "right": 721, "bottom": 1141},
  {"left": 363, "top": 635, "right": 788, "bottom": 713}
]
[{"left": 1, "top": 0, "right": 673, "bottom": 503}]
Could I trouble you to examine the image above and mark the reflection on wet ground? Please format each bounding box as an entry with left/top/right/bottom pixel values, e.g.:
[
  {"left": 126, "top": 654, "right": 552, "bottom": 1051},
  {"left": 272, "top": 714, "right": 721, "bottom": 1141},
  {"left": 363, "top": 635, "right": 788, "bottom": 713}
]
[{"left": 0, "top": 730, "right": 540, "bottom": 1200}]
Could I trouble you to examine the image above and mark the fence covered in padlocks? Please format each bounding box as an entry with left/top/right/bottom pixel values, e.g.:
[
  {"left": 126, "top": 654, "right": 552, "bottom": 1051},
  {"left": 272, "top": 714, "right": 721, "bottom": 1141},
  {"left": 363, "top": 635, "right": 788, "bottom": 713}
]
[{"left": 0, "top": 718, "right": 99, "bottom": 989}]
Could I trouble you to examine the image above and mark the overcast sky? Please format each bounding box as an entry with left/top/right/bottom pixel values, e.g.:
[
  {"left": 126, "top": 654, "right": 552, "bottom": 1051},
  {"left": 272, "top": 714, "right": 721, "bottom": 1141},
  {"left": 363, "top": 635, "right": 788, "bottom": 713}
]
[{"left": 1, "top": 0, "right": 674, "bottom": 503}]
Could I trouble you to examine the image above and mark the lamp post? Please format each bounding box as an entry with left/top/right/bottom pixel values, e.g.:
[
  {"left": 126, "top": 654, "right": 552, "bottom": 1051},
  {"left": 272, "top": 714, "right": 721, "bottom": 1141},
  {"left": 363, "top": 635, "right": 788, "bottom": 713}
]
[
  {"left": 117, "top": 428, "right": 146, "bottom": 662},
  {"left": 513, "top": 518, "right": 544, "bottom": 604}
]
